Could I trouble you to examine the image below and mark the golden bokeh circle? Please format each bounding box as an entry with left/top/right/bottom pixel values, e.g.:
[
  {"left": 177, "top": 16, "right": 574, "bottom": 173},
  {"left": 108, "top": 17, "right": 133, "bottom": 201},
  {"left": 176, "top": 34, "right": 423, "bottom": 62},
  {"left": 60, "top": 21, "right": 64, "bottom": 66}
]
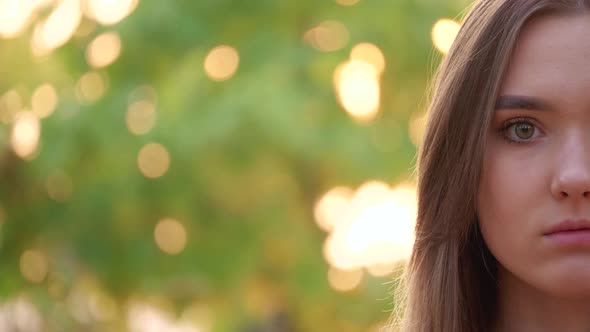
[
  {"left": 154, "top": 218, "right": 187, "bottom": 255},
  {"left": 20, "top": 250, "right": 48, "bottom": 283},
  {"left": 137, "top": 143, "right": 170, "bottom": 178},
  {"left": 204, "top": 45, "right": 240, "bottom": 81}
]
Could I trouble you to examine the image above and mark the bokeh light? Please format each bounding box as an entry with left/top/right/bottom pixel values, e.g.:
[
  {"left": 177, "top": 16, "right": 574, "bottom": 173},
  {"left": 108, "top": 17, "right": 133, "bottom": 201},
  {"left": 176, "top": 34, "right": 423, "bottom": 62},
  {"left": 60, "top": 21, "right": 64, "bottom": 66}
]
[
  {"left": 0, "top": 0, "right": 34, "bottom": 38},
  {"left": 431, "top": 18, "right": 461, "bottom": 54},
  {"left": 409, "top": 111, "right": 427, "bottom": 146},
  {"left": 304, "top": 20, "right": 349, "bottom": 52},
  {"left": 182, "top": 303, "right": 213, "bottom": 332},
  {"left": 335, "top": 60, "right": 380, "bottom": 122},
  {"left": 65, "top": 277, "right": 118, "bottom": 324},
  {"left": 327, "top": 267, "right": 363, "bottom": 292},
  {"left": 126, "top": 100, "right": 156, "bottom": 135},
  {"left": 19, "top": 250, "right": 48, "bottom": 284},
  {"left": 350, "top": 42, "right": 386, "bottom": 75},
  {"left": 336, "top": 0, "right": 361, "bottom": 5},
  {"left": 204, "top": 45, "right": 240, "bottom": 81},
  {"left": 154, "top": 218, "right": 187, "bottom": 255},
  {"left": 0, "top": 89, "right": 23, "bottom": 124},
  {"left": 46, "top": 170, "right": 73, "bottom": 203},
  {"left": 39, "top": 0, "right": 82, "bottom": 53},
  {"left": 11, "top": 112, "right": 41, "bottom": 160},
  {"left": 128, "top": 302, "right": 200, "bottom": 332},
  {"left": 87, "top": 291, "right": 117, "bottom": 322},
  {"left": 0, "top": 297, "right": 44, "bottom": 331},
  {"left": 30, "top": 21, "right": 48, "bottom": 57},
  {"left": 319, "top": 181, "right": 417, "bottom": 270},
  {"left": 76, "top": 71, "right": 106, "bottom": 103},
  {"left": 85, "top": 0, "right": 139, "bottom": 26},
  {"left": 314, "top": 186, "right": 353, "bottom": 232},
  {"left": 366, "top": 262, "right": 396, "bottom": 277},
  {"left": 86, "top": 31, "right": 122, "bottom": 68},
  {"left": 137, "top": 143, "right": 170, "bottom": 178},
  {"left": 31, "top": 83, "right": 58, "bottom": 119}
]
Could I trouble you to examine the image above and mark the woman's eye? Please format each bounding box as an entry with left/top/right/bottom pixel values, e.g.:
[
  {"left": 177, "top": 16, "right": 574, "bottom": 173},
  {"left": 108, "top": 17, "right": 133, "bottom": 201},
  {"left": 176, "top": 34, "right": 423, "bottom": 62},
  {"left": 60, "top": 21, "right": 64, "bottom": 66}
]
[
  {"left": 500, "top": 119, "right": 542, "bottom": 144},
  {"left": 513, "top": 123, "right": 534, "bottom": 139}
]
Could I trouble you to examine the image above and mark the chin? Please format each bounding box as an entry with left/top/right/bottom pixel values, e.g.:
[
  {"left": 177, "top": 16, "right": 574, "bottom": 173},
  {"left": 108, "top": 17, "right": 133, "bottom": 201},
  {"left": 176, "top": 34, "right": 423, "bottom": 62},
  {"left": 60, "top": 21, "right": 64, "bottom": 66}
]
[{"left": 537, "top": 269, "right": 590, "bottom": 299}]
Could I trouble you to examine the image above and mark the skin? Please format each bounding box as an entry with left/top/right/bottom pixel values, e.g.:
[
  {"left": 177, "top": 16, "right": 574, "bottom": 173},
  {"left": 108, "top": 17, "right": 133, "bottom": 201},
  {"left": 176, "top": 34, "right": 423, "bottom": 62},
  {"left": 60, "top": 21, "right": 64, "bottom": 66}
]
[{"left": 477, "top": 13, "right": 590, "bottom": 332}]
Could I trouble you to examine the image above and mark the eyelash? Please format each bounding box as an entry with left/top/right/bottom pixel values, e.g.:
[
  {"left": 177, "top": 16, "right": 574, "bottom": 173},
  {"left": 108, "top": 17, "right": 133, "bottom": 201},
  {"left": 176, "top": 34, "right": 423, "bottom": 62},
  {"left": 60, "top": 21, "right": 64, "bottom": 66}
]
[{"left": 497, "top": 117, "right": 541, "bottom": 145}]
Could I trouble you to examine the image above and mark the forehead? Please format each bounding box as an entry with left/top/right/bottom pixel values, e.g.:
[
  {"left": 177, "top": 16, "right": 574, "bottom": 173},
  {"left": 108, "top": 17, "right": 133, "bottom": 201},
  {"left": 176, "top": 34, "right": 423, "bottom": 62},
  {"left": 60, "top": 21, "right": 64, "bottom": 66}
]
[{"left": 500, "top": 12, "right": 590, "bottom": 101}]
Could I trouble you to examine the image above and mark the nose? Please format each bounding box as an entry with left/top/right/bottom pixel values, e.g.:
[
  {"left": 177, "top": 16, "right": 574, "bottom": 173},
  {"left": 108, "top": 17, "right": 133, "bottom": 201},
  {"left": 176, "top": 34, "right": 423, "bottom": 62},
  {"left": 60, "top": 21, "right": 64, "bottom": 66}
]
[{"left": 550, "top": 141, "right": 590, "bottom": 200}]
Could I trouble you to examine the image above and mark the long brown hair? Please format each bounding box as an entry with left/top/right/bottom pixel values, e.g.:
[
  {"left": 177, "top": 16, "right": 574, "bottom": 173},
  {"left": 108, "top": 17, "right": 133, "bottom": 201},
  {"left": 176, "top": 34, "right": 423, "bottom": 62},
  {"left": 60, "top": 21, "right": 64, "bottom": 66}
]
[{"left": 387, "top": 0, "right": 590, "bottom": 331}]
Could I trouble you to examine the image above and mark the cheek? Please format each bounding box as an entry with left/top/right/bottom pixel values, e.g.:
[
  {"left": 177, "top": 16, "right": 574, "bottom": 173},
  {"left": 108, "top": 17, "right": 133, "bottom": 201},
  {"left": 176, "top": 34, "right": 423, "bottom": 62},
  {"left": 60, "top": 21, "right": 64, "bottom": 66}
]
[
  {"left": 477, "top": 147, "right": 590, "bottom": 297},
  {"left": 478, "top": 152, "right": 531, "bottom": 227},
  {"left": 476, "top": 149, "right": 543, "bottom": 269}
]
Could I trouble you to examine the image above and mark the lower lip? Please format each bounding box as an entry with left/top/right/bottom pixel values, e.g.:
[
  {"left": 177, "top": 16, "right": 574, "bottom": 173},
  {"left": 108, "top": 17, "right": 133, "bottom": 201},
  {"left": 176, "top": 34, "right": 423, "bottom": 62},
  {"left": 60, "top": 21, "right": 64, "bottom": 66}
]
[{"left": 545, "top": 229, "right": 590, "bottom": 246}]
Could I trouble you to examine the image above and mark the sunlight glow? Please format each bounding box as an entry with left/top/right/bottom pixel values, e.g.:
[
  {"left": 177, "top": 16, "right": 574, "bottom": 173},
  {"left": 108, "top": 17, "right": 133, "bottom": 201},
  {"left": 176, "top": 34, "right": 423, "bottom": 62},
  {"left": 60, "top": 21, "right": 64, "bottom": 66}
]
[
  {"left": 432, "top": 18, "right": 461, "bottom": 54},
  {"left": 31, "top": 83, "right": 58, "bottom": 118},
  {"left": 350, "top": 42, "right": 385, "bottom": 75},
  {"left": 126, "top": 100, "right": 156, "bottom": 135},
  {"left": 181, "top": 303, "right": 212, "bottom": 332},
  {"left": 65, "top": 277, "right": 118, "bottom": 324},
  {"left": 128, "top": 302, "right": 201, "bottom": 332},
  {"left": 11, "top": 112, "right": 40, "bottom": 160},
  {"left": 314, "top": 186, "right": 353, "bottom": 232},
  {"left": 87, "top": 291, "right": 117, "bottom": 322},
  {"left": 335, "top": 0, "right": 360, "bottom": 5},
  {"left": 366, "top": 262, "right": 397, "bottom": 277},
  {"left": 137, "top": 143, "right": 170, "bottom": 178},
  {"left": 204, "top": 45, "right": 239, "bottom": 81},
  {"left": 76, "top": 71, "right": 106, "bottom": 103},
  {"left": 85, "top": 0, "right": 138, "bottom": 26},
  {"left": 0, "top": 89, "right": 22, "bottom": 124},
  {"left": 318, "top": 181, "right": 417, "bottom": 271},
  {"left": 154, "top": 218, "right": 187, "bottom": 255},
  {"left": 19, "top": 250, "right": 48, "bottom": 283},
  {"left": 86, "top": 31, "right": 121, "bottom": 68},
  {"left": 335, "top": 60, "right": 380, "bottom": 122},
  {"left": 40, "top": 0, "right": 82, "bottom": 52},
  {"left": 409, "top": 111, "right": 427, "bottom": 146},
  {"left": 30, "top": 21, "right": 48, "bottom": 56},
  {"left": 0, "top": 0, "right": 34, "bottom": 38},
  {"left": 327, "top": 267, "right": 363, "bottom": 292},
  {"left": 0, "top": 297, "right": 43, "bottom": 332},
  {"left": 303, "top": 20, "right": 349, "bottom": 52}
]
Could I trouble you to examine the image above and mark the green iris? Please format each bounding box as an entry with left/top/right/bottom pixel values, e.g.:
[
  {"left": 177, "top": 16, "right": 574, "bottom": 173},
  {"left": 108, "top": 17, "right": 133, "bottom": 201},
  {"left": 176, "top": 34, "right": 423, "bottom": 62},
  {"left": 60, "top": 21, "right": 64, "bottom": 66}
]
[{"left": 515, "top": 123, "right": 534, "bottom": 139}]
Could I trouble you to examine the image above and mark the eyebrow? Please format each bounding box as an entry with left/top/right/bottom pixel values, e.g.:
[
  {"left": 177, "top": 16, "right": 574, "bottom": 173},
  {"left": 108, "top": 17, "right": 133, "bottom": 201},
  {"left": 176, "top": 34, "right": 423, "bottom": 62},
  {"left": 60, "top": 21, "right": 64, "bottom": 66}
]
[{"left": 495, "top": 95, "right": 550, "bottom": 111}]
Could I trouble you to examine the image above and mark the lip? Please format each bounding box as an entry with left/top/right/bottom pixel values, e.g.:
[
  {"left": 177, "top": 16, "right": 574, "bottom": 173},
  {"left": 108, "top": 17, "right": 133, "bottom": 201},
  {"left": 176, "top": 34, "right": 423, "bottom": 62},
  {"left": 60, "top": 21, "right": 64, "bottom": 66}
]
[
  {"left": 545, "top": 219, "right": 590, "bottom": 235},
  {"left": 544, "top": 219, "right": 590, "bottom": 246}
]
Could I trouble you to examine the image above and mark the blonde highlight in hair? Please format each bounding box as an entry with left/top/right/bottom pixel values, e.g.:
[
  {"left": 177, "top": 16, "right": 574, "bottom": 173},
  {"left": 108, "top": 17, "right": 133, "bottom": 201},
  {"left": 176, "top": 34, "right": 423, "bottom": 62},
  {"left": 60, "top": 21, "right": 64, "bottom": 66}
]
[{"left": 385, "top": 0, "right": 590, "bottom": 331}]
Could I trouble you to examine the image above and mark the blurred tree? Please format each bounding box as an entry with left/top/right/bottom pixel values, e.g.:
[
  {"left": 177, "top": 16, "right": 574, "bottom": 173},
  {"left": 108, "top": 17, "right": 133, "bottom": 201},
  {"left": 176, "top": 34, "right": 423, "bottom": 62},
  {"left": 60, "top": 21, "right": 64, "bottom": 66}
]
[{"left": 0, "top": 0, "right": 470, "bottom": 331}]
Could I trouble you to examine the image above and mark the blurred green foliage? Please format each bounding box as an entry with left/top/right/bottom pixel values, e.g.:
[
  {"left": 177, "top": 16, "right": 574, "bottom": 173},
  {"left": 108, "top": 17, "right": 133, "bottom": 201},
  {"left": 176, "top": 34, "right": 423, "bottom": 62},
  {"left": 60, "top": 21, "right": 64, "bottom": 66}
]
[{"left": 0, "top": 0, "right": 469, "bottom": 331}]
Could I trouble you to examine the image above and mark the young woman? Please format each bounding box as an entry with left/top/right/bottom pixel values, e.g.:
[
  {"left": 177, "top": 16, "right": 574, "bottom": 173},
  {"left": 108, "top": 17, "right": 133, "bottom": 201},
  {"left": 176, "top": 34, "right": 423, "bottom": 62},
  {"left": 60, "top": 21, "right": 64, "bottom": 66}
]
[{"left": 389, "top": 0, "right": 590, "bottom": 331}]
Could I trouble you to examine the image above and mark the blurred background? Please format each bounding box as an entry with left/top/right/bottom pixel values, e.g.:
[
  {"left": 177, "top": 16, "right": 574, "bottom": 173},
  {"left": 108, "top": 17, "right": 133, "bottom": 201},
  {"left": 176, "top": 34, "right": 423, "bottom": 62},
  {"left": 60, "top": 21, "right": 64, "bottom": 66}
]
[{"left": 0, "top": 0, "right": 469, "bottom": 331}]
